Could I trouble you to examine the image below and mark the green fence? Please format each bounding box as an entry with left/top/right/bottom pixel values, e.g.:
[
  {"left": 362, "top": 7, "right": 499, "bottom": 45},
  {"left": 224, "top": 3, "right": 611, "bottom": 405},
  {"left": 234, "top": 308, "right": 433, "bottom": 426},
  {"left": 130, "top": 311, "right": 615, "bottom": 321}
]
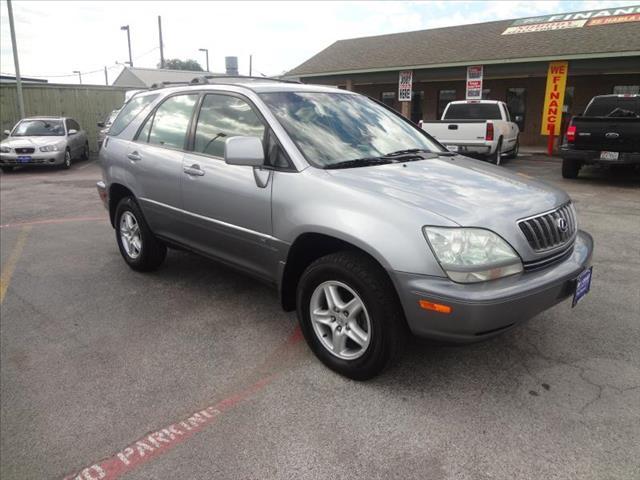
[{"left": 0, "top": 83, "right": 131, "bottom": 153}]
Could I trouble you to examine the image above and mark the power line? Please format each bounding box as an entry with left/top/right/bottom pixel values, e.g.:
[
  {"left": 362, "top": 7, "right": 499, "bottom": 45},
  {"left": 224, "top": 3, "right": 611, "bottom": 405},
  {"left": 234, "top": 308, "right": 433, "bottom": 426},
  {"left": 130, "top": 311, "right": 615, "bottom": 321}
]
[{"left": 1, "top": 47, "right": 160, "bottom": 79}]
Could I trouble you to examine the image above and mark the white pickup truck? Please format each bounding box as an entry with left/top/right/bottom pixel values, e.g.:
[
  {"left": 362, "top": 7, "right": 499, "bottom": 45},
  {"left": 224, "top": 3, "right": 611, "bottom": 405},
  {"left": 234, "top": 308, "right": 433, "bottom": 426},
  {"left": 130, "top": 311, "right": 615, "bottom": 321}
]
[{"left": 420, "top": 100, "right": 520, "bottom": 165}]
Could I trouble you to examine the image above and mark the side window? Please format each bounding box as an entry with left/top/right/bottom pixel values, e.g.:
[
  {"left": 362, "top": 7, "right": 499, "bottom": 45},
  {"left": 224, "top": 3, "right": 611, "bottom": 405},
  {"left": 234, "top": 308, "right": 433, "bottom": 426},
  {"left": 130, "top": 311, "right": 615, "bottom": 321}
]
[
  {"left": 65, "top": 119, "right": 72, "bottom": 132},
  {"left": 266, "top": 130, "right": 292, "bottom": 169},
  {"left": 69, "top": 119, "right": 80, "bottom": 131},
  {"left": 110, "top": 94, "right": 159, "bottom": 136},
  {"left": 194, "top": 94, "right": 265, "bottom": 158},
  {"left": 147, "top": 94, "right": 198, "bottom": 149},
  {"left": 137, "top": 114, "right": 152, "bottom": 143}
]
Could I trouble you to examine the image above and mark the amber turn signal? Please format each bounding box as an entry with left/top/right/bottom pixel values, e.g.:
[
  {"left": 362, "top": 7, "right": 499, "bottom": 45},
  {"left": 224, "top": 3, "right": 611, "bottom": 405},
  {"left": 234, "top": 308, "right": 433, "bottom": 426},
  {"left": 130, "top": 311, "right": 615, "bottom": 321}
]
[{"left": 419, "top": 300, "right": 452, "bottom": 314}]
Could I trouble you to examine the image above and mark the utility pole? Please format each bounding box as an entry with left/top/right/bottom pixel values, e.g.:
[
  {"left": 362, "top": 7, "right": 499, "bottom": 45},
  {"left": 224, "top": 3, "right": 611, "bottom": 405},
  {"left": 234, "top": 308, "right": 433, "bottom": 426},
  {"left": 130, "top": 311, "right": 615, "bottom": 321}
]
[
  {"left": 249, "top": 55, "right": 252, "bottom": 76},
  {"left": 6, "top": 0, "right": 25, "bottom": 119},
  {"left": 104, "top": 66, "right": 108, "bottom": 85},
  {"left": 158, "top": 16, "right": 165, "bottom": 69},
  {"left": 121, "top": 25, "right": 132, "bottom": 66},
  {"left": 73, "top": 70, "right": 82, "bottom": 84},
  {"left": 199, "top": 48, "right": 209, "bottom": 72}
]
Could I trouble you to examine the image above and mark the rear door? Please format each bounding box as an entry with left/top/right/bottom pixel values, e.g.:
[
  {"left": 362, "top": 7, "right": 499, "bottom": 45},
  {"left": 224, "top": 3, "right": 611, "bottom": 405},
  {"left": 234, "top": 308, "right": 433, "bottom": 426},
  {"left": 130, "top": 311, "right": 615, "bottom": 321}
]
[
  {"left": 129, "top": 93, "right": 199, "bottom": 237},
  {"left": 180, "top": 92, "right": 275, "bottom": 280},
  {"left": 65, "top": 119, "right": 82, "bottom": 157}
]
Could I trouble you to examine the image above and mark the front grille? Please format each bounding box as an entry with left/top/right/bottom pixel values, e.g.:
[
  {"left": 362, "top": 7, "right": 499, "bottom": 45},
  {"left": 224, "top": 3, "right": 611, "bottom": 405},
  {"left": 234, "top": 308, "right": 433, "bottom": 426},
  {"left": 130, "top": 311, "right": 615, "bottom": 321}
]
[
  {"left": 523, "top": 244, "right": 574, "bottom": 271},
  {"left": 15, "top": 147, "right": 35, "bottom": 154},
  {"left": 518, "top": 203, "right": 576, "bottom": 252}
]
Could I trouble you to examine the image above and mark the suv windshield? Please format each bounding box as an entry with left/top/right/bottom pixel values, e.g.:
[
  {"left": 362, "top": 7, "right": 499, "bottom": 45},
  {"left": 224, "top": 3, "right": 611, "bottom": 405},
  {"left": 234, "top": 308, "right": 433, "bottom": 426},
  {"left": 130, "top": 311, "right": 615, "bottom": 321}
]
[
  {"left": 443, "top": 103, "right": 502, "bottom": 120},
  {"left": 12, "top": 119, "right": 65, "bottom": 137},
  {"left": 260, "top": 92, "right": 443, "bottom": 168}
]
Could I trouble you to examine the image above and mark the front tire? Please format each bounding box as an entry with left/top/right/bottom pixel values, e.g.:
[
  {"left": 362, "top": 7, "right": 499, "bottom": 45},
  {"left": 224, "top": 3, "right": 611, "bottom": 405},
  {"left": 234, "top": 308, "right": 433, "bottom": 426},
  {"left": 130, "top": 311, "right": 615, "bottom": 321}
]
[
  {"left": 61, "top": 149, "right": 72, "bottom": 169},
  {"left": 296, "top": 251, "right": 405, "bottom": 380},
  {"left": 1, "top": 166, "right": 14, "bottom": 173},
  {"left": 81, "top": 143, "right": 89, "bottom": 161},
  {"left": 115, "top": 197, "right": 167, "bottom": 271},
  {"left": 562, "top": 158, "right": 581, "bottom": 179}
]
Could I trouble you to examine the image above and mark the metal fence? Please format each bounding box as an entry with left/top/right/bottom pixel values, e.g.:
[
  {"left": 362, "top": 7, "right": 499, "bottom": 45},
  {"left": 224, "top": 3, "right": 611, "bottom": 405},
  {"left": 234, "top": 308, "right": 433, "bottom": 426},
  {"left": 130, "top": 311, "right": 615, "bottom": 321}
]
[{"left": 0, "top": 83, "right": 132, "bottom": 152}]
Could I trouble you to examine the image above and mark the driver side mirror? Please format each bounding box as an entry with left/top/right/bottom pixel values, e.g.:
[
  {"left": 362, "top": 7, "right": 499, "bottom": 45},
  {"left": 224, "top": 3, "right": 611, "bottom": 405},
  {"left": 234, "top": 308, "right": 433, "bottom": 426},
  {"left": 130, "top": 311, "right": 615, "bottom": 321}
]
[
  {"left": 224, "top": 136, "right": 264, "bottom": 167},
  {"left": 68, "top": 129, "right": 78, "bottom": 135},
  {"left": 3, "top": 129, "right": 10, "bottom": 136}
]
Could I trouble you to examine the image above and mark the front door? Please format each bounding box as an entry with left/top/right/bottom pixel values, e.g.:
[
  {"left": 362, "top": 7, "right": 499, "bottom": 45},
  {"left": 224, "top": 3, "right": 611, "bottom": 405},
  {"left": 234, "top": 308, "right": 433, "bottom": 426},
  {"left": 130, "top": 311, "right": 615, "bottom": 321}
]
[{"left": 180, "top": 93, "right": 274, "bottom": 280}]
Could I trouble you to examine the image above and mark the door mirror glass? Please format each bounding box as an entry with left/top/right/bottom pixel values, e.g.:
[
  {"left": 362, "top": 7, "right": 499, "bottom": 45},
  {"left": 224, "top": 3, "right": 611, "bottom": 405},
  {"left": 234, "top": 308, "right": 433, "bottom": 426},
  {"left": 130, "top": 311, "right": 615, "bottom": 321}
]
[
  {"left": 68, "top": 129, "right": 78, "bottom": 135},
  {"left": 224, "top": 136, "right": 264, "bottom": 167}
]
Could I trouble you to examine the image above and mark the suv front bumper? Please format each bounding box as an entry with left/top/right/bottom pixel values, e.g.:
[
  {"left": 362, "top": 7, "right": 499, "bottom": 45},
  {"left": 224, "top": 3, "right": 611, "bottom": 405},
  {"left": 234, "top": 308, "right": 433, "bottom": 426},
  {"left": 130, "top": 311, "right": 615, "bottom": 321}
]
[{"left": 393, "top": 230, "right": 593, "bottom": 342}]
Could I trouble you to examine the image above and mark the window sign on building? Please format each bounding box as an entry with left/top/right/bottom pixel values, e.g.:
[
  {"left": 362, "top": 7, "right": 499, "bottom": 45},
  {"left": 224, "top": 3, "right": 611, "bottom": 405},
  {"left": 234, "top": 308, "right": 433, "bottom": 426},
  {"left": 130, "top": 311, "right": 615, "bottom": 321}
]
[{"left": 398, "top": 71, "right": 413, "bottom": 102}]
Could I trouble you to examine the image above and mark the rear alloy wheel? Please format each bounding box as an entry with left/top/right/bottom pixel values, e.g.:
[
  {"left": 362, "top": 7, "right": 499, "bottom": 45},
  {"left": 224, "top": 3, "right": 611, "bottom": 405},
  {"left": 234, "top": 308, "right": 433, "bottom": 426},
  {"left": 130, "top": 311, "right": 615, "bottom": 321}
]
[
  {"left": 505, "top": 138, "right": 519, "bottom": 160},
  {"left": 115, "top": 197, "right": 167, "bottom": 271},
  {"left": 562, "top": 158, "right": 581, "bottom": 179},
  {"left": 297, "top": 251, "right": 405, "bottom": 380},
  {"left": 489, "top": 138, "right": 503, "bottom": 165},
  {"left": 62, "top": 149, "right": 72, "bottom": 169}
]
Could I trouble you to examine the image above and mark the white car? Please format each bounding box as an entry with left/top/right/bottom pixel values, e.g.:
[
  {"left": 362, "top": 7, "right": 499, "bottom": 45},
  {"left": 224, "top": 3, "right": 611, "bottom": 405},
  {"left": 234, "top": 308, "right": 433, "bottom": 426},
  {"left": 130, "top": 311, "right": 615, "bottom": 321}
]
[{"left": 420, "top": 100, "right": 519, "bottom": 164}]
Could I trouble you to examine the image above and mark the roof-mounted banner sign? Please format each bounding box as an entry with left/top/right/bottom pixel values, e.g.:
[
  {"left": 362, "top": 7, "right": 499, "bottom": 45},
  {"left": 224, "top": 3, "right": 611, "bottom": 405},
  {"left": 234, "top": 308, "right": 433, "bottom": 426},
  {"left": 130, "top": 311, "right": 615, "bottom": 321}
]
[{"left": 502, "top": 5, "right": 640, "bottom": 34}]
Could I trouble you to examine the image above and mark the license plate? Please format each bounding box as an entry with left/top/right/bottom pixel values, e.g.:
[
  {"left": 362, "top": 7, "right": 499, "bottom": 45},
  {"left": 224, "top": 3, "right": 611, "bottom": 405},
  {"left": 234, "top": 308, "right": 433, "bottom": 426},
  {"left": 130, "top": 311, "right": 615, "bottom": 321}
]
[
  {"left": 447, "top": 145, "right": 459, "bottom": 152},
  {"left": 16, "top": 155, "right": 32, "bottom": 163},
  {"left": 599, "top": 151, "right": 619, "bottom": 161},
  {"left": 572, "top": 266, "right": 593, "bottom": 307}
]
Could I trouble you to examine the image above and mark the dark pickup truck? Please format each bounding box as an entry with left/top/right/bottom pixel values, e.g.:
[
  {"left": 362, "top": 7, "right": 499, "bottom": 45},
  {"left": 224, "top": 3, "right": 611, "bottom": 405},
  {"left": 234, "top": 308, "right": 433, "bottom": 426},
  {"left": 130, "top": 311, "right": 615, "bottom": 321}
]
[{"left": 561, "top": 94, "right": 640, "bottom": 179}]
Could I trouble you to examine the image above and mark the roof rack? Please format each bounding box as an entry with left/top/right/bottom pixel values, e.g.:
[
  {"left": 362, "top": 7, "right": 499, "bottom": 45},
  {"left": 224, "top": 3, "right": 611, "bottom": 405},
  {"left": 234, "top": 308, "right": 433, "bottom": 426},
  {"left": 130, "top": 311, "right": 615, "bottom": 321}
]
[
  {"left": 149, "top": 81, "right": 192, "bottom": 90},
  {"left": 190, "top": 75, "right": 301, "bottom": 85}
]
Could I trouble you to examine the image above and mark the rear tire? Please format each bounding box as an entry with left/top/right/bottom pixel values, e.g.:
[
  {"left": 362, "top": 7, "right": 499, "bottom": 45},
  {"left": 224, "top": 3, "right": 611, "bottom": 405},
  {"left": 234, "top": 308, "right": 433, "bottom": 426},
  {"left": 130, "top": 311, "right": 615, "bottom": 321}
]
[
  {"left": 81, "top": 143, "right": 89, "bottom": 161},
  {"left": 296, "top": 251, "right": 405, "bottom": 380},
  {"left": 115, "top": 197, "right": 167, "bottom": 272},
  {"left": 489, "top": 138, "right": 503, "bottom": 165},
  {"left": 562, "top": 158, "right": 581, "bottom": 179}
]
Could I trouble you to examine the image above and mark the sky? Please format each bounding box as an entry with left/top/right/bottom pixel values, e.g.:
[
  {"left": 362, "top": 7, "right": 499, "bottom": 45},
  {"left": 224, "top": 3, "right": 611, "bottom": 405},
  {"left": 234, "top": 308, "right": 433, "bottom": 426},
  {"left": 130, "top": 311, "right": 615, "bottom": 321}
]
[{"left": 0, "top": 0, "right": 638, "bottom": 85}]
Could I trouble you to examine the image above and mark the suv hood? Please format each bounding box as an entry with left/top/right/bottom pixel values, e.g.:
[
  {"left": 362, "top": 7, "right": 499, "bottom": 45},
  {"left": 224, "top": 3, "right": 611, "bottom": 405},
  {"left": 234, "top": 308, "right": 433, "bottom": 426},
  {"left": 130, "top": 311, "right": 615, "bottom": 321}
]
[{"left": 325, "top": 155, "right": 570, "bottom": 259}]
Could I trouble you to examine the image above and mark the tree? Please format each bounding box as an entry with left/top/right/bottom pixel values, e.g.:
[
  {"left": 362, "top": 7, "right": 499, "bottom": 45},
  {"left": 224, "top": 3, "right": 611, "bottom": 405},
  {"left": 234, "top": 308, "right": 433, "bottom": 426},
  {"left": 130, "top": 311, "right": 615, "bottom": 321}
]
[{"left": 160, "top": 59, "right": 204, "bottom": 71}]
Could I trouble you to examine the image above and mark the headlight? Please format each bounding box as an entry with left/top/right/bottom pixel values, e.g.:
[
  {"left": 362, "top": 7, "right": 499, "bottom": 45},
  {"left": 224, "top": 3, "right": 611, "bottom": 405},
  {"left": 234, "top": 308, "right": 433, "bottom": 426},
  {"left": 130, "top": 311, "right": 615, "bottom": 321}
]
[
  {"left": 39, "top": 144, "right": 61, "bottom": 152},
  {"left": 0, "top": 146, "right": 10, "bottom": 153},
  {"left": 424, "top": 227, "right": 523, "bottom": 283}
]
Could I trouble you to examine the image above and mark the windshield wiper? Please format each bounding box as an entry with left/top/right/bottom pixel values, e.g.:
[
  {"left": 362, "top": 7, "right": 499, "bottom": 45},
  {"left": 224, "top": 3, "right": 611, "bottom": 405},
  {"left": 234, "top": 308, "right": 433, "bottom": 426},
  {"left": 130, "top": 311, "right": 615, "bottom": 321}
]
[
  {"left": 383, "top": 148, "right": 433, "bottom": 157},
  {"left": 383, "top": 148, "right": 455, "bottom": 161},
  {"left": 324, "top": 157, "right": 395, "bottom": 169}
]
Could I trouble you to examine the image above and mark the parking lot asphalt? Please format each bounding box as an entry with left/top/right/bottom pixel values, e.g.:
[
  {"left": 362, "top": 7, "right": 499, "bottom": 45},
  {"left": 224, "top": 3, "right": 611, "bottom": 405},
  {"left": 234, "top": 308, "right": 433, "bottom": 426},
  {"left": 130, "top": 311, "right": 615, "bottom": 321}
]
[{"left": 1, "top": 155, "right": 639, "bottom": 480}]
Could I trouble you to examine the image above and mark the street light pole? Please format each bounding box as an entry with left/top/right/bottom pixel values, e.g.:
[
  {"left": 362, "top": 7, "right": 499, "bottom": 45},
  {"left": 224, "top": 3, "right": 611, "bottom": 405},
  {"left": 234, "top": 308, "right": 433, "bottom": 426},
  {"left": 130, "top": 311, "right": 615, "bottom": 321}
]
[
  {"left": 158, "top": 16, "right": 165, "bottom": 69},
  {"left": 199, "top": 48, "right": 209, "bottom": 72},
  {"left": 6, "top": 0, "right": 25, "bottom": 119},
  {"left": 120, "top": 25, "right": 132, "bottom": 67},
  {"left": 73, "top": 70, "right": 82, "bottom": 84}
]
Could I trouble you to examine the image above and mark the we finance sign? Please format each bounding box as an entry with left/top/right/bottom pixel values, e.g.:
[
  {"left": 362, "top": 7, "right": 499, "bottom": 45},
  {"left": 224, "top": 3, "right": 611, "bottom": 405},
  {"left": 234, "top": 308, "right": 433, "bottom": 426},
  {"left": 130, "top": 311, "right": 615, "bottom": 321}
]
[
  {"left": 540, "top": 62, "right": 568, "bottom": 137},
  {"left": 502, "top": 5, "right": 640, "bottom": 34}
]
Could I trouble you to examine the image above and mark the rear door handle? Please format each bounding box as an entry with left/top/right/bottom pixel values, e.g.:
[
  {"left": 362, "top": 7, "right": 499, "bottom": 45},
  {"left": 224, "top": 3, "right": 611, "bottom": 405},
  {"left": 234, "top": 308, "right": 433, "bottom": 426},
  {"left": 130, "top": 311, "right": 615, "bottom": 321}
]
[
  {"left": 127, "top": 151, "right": 142, "bottom": 161},
  {"left": 183, "top": 164, "right": 205, "bottom": 176}
]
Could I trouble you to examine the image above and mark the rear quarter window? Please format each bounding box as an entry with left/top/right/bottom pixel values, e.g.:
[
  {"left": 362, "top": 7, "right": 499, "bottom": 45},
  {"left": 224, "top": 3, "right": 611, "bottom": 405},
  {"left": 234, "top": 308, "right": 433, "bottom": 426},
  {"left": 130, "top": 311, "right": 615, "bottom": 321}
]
[
  {"left": 584, "top": 97, "right": 639, "bottom": 117},
  {"left": 109, "top": 94, "right": 159, "bottom": 136}
]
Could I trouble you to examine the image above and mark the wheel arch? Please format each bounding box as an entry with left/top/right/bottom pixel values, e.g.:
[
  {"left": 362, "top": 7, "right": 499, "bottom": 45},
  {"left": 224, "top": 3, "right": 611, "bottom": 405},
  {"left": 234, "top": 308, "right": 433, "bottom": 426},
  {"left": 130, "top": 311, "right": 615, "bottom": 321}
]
[
  {"left": 279, "top": 231, "right": 399, "bottom": 312},
  {"left": 108, "top": 183, "right": 136, "bottom": 227}
]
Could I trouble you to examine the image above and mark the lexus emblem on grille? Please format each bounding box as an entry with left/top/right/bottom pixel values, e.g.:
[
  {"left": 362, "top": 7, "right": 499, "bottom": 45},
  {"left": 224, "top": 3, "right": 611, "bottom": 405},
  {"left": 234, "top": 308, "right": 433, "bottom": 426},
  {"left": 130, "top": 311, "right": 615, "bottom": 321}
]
[
  {"left": 605, "top": 132, "right": 620, "bottom": 139},
  {"left": 557, "top": 217, "right": 568, "bottom": 233}
]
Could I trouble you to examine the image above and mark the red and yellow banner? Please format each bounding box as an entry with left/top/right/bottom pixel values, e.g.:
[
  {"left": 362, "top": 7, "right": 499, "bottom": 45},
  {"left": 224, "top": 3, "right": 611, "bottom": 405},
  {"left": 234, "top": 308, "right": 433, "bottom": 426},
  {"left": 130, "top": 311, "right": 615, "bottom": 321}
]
[{"left": 540, "top": 61, "right": 568, "bottom": 136}]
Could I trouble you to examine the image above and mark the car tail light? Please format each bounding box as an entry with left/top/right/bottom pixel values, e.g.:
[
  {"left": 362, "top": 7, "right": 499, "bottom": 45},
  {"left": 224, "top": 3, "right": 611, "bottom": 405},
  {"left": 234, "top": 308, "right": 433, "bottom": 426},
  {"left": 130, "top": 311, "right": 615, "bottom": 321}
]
[
  {"left": 485, "top": 122, "right": 494, "bottom": 141},
  {"left": 566, "top": 125, "right": 577, "bottom": 143}
]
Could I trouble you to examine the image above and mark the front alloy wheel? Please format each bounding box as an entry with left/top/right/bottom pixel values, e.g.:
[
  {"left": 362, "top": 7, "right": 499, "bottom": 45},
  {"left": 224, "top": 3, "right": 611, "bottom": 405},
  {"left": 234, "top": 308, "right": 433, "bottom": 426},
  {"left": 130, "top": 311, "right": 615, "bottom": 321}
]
[
  {"left": 62, "top": 149, "right": 72, "bottom": 169},
  {"left": 310, "top": 281, "right": 371, "bottom": 360}
]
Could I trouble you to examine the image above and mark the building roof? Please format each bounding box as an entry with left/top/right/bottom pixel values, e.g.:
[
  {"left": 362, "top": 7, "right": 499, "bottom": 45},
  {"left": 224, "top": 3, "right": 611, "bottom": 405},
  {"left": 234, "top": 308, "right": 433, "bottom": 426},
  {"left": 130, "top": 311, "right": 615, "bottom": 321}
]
[
  {"left": 112, "top": 66, "right": 225, "bottom": 87},
  {"left": 287, "top": 12, "right": 640, "bottom": 77}
]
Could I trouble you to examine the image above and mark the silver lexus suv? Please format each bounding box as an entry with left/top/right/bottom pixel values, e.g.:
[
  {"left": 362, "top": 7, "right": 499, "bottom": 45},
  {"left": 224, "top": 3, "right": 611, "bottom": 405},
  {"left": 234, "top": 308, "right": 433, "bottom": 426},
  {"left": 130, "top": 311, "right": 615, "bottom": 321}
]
[{"left": 97, "top": 77, "right": 593, "bottom": 380}]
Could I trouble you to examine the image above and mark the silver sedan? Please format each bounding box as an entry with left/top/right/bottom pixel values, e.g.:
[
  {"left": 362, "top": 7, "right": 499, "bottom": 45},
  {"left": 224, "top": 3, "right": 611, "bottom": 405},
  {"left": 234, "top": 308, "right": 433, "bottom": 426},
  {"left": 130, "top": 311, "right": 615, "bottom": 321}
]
[{"left": 0, "top": 117, "right": 89, "bottom": 172}]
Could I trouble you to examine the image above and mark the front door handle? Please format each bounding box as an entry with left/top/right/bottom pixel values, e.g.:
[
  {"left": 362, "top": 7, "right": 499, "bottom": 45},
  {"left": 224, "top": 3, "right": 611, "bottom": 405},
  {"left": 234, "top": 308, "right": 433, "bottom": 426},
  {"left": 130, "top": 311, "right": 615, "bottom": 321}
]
[
  {"left": 127, "top": 151, "right": 142, "bottom": 161},
  {"left": 183, "top": 164, "right": 205, "bottom": 176}
]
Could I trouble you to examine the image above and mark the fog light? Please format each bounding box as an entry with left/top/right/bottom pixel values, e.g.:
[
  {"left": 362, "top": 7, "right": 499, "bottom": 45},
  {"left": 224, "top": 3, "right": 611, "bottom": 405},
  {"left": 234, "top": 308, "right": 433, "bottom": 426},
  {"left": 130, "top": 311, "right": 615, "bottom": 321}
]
[{"left": 419, "top": 300, "right": 452, "bottom": 314}]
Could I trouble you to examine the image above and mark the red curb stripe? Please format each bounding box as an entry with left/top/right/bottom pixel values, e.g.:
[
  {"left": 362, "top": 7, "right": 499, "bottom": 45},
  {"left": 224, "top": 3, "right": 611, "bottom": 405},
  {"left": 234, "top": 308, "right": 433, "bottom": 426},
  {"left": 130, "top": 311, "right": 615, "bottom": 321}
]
[
  {"left": 0, "top": 216, "right": 106, "bottom": 229},
  {"left": 64, "top": 327, "right": 302, "bottom": 480}
]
